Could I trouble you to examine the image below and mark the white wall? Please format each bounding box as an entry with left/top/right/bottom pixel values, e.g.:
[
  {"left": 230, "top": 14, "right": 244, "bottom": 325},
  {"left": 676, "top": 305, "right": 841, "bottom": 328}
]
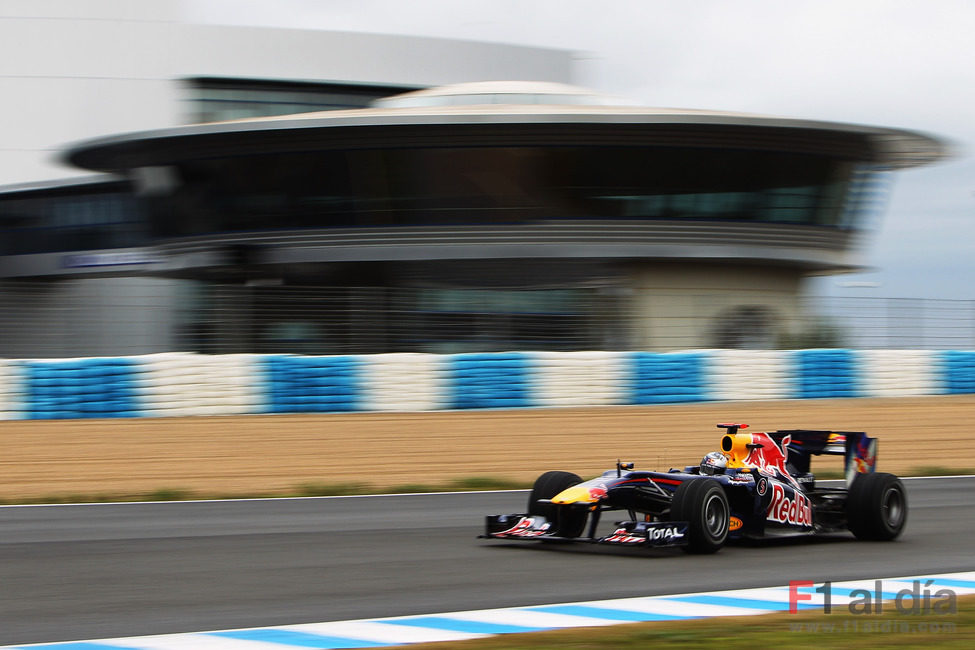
[
  {"left": 0, "top": 0, "right": 573, "bottom": 184},
  {"left": 0, "top": 276, "right": 183, "bottom": 358},
  {"left": 627, "top": 262, "right": 804, "bottom": 351}
]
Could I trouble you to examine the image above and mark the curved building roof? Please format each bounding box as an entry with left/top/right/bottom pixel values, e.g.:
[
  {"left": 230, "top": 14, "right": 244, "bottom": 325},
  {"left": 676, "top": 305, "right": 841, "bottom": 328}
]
[
  {"left": 64, "top": 81, "right": 948, "bottom": 172},
  {"left": 371, "top": 80, "right": 629, "bottom": 107}
]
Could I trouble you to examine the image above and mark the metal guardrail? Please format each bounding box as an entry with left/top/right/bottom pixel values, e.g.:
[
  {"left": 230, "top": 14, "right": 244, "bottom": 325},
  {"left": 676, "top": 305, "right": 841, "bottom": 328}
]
[{"left": 803, "top": 296, "right": 975, "bottom": 350}]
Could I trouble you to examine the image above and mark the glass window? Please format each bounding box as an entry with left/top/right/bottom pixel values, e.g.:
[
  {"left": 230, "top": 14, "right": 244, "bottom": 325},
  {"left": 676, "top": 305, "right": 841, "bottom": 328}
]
[
  {"left": 0, "top": 184, "right": 148, "bottom": 255},
  {"left": 182, "top": 78, "right": 421, "bottom": 123},
  {"left": 146, "top": 145, "right": 862, "bottom": 237}
]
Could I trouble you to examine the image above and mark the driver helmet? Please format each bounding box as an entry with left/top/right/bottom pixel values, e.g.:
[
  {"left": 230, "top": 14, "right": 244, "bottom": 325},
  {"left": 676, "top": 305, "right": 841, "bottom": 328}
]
[{"left": 700, "top": 451, "right": 728, "bottom": 475}]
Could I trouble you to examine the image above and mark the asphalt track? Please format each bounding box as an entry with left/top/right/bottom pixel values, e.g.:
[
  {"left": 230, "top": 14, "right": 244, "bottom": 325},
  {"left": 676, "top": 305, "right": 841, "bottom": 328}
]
[{"left": 1, "top": 477, "right": 972, "bottom": 646}]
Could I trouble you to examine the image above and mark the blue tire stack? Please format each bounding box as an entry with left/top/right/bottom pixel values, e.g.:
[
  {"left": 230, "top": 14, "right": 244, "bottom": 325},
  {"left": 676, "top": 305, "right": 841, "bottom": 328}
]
[
  {"left": 25, "top": 358, "right": 140, "bottom": 419},
  {"left": 630, "top": 351, "right": 708, "bottom": 404},
  {"left": 942, "top": 350, "right": 975, "bottom": 394},
  {"left": 447, "top": 353, "right": 531, "bottom": 409},
  {"left": 263, "top": 355, "right": 360, "bottom": 413},
  {"left": 794, "top": 349, "right": 859, "bottom": 399}
]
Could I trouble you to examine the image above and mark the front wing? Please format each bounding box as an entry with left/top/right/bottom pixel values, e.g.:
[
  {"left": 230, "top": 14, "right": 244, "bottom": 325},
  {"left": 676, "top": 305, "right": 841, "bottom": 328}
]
[{"left": 483, "top": 514, "right": 689, "bottom": 548}]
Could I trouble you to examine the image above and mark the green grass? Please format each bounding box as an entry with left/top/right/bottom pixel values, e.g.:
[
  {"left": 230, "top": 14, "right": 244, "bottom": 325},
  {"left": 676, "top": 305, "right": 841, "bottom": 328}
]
[
  {"left": 403, "top": 595, "right": 975, "bottom": 649},
  {"left": 1, "top": 468, "right": 971, "bottom": 505},
  {"left": 296, "top": 481, "right": 372, "bottom": 497},
  {"left": 147, "top": 487, "right": 195, "bottom": 501},
  {"left": 907, "top": 465, "right": 975, "bottom": 477},
  {"left": 0, "top": 476, "right": 533, "bottom": 505}
]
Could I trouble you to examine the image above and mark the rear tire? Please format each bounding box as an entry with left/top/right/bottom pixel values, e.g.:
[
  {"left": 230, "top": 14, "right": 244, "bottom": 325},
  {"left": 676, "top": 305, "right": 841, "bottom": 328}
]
[
  {"left": 527, "top": 470, "right": 587, "bottom": 538},
  {"left": 671, "top": 479, "right": 730, "bottom": 554},
  {"left": 846, "top": 472, "right": 907, "bottom": 541}
]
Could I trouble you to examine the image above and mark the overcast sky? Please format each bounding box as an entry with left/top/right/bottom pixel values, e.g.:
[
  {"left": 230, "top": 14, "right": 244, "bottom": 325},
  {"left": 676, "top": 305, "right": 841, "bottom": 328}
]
[{"left": 194, "top": 0, "right": 974, "bottom": 300}]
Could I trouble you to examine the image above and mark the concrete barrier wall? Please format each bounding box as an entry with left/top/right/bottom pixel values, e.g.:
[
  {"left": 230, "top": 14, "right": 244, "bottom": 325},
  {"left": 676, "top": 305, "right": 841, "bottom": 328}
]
[{"left": 1, "top": 349, "right": 973, "bottom": 419}]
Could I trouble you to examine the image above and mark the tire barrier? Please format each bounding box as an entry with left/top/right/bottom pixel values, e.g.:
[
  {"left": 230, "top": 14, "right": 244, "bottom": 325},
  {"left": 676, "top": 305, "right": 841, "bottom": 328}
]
[
  {"left": 22, "top": 357, "right": 141, "bottom": 419},
  {"left": 707, "top": 350, "right": 792, "bottom": 402},
  {"left": 137, "top": 352, "right": 263, "bottom": 417},
  {"left": 359, "top": 353, "right": 446, "bottom": 411},
  {"left": 858, "top": 349, "right": 938, "bottom": 398},
  {"left": 631, "top": 351, "right": 707, "bottom": 404},
  {"left": 943, "top": 350, "right": 975, "bottom": 394},
  {"left": 529, "top": 351, "right": 628, "bottom": 407},
  {"left": 447, "top": 352, "right": 531, "bottom": 409},
  {"left": 264, "top": 354, "right": 360, "bottom": 413},
  {"left": 0, "top": 349, "right": 972, "bottom": 419},
  {"left": 0, "top": 358, "right": 23, "bottom": 420},
  {"left": 794, "top": 348, "right": 858, "bottom": 399}
]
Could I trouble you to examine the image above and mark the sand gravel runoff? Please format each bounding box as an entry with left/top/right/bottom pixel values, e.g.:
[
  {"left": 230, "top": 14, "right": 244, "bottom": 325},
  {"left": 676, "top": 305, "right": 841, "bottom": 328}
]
[{"left": 2, "top": 395, "right": 974, "bottom": 501}]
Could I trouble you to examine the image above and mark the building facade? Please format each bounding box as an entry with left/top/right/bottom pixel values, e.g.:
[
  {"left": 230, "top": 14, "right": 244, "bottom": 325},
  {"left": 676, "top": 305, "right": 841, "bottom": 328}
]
[
  {"left": 0, "top": 4, "right": 947, "bottom": 357},
  {"left": 0, "top": 4, "right": 574, "bottom": 357}
]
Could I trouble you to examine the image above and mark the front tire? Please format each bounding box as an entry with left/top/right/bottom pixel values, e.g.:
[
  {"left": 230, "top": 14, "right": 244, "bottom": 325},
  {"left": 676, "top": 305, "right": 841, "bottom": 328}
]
[
  {"left": 846, "top": 472, "right": 907, "bottom": 541},
  {"left": 527, "top": 470, "right": 587, "bottom": 538},
  {"left": 671, "top": 479, "right": 730, "bottom": 554}
]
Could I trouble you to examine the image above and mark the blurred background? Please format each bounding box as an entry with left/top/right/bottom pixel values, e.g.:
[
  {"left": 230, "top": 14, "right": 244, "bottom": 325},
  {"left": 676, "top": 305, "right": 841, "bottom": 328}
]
[{"left": 1, "top": 0, "right": 971, "bottom": 359}]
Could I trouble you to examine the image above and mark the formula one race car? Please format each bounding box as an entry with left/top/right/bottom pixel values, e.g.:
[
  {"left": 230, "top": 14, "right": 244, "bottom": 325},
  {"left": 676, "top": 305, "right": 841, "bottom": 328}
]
[{"left": 482, "top": 424, "right": 907, "bottom": 554}]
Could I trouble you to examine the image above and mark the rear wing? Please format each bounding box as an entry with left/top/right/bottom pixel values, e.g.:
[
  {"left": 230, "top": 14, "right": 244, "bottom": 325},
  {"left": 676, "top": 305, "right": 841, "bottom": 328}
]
[{"left": 769, "top": 430, "right": 877, "bottom": 486}]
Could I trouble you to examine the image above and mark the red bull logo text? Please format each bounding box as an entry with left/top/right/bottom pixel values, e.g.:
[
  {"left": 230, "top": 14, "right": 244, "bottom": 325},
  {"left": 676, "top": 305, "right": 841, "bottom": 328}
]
[{"left": 767, "top": 483, "right": 812, "bottom": 526}]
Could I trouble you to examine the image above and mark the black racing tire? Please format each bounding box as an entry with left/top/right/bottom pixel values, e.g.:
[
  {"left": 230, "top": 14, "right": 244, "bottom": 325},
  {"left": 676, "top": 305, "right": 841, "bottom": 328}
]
[
  {"left": 846, "top": 472, "right": 908, "bottom": 541},
  {"left": 527, "top": 470, "right": 587, "bottom": 538},
  {"left": 671, "top": 479, "right": 730, "bottom": 554}
]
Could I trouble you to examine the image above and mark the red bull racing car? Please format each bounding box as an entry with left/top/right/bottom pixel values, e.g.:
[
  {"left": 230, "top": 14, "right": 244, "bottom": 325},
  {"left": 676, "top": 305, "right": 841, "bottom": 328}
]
[{"left": 482, "top": 424, "right": 907, "bottom": 554}]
